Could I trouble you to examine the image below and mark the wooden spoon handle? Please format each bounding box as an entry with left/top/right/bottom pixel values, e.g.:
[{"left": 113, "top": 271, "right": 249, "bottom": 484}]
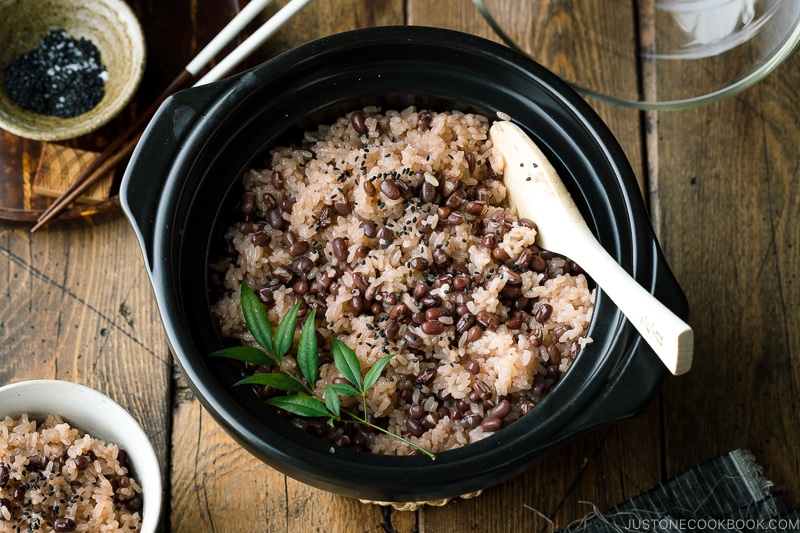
[
  {"left": 491, "top": 120, "right": 693, "bottom": 375},
  {"left": 570, "top": 233, "right": 694, "bottom": 375}
]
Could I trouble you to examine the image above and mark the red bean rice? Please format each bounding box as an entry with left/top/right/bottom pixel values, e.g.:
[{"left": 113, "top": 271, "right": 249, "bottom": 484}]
[
  {"left": 0, "top": 414, "right": 143, "bottom": 532},
  {"left": 209, "top": 107, "right": 595, "bottom": 455}
]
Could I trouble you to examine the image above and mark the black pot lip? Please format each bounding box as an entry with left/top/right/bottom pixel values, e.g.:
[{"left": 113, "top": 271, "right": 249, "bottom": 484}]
[{"left": 124, "top": 26, "right": 673, "bottom": 501}]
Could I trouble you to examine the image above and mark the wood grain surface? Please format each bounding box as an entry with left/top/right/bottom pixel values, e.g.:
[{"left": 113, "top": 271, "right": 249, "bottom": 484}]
[{"left": 1, "top": 0, "right": 798, "bottom": 531}]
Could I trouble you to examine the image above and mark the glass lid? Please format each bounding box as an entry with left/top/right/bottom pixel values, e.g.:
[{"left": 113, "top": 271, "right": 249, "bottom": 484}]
[{"left": 473, "top": 0, "right": 800, "bottom": 109}]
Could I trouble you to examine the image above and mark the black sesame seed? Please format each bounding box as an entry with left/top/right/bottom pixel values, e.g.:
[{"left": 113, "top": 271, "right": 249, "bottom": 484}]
[{"left": 3, "top": 30, "right": 107, "bottom": 118}]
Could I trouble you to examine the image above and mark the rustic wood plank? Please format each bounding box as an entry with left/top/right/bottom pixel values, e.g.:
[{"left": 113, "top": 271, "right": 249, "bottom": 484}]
[
  {"left": 655, "top": 52, "right": 800, "bottom": 509},
  {"left": 170, "top": 374, "right": 419, "bottom": 533},
  {"left": 467, "top": 0, "right": 641, "bottom": 98},
  {"left": 285, "top": 479, "right": 407, "bottom": 533},
  {"left": 0, "top": 215, "right": 171, "bottom": 467},
  {"left": 417, "top": 414, "right": 666, "bottom": 532},
  {"left": 405, "top": 1, "right": 661, "bottom": 531},
  {"left": 170, "top": 385, "right": 276, "bottom": 532},
  {"left": 248, "top": 0, "right": 407, "bottom": 65},
  {"left": 167, "top": 1, "right": 408, "bottom": 531}
]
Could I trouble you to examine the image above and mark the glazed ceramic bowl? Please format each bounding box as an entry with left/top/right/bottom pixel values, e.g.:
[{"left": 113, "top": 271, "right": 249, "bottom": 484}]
[
  {"left": 121, "top": 26, "right": 688, "bottom": 503},
  {"left": 0, "top": 0, "right": 145, "bottom": 141},
  {"left": 0, "top": 380, "right": 162, "bottom": 531}
]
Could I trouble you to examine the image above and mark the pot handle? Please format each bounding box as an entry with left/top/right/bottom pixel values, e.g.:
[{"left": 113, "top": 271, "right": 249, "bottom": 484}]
[
  {"left": 571, "top": 238, "right": 689, "bottom": 430},
  {"left": 120, "top": 75, "right": 241, "bottom": 271}
]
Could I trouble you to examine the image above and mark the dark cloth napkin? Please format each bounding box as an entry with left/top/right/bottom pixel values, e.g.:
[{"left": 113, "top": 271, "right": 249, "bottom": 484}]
[{"left": 559, "top": 450, "right": 800, "bottom": 532}]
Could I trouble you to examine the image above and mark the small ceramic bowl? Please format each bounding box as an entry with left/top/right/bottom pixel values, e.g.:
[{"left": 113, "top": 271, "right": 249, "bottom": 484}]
[
  {"left": 0, "top": 380, "right": 162, "bottom": 532},
  {"left": 0, "top": 0, "right": 146, "bottom": 141}
]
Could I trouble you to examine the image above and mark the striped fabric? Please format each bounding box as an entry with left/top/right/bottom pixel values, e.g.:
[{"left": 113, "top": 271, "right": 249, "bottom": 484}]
[{"left": 561, "top": 450, "right": 800, "bottom": 532}]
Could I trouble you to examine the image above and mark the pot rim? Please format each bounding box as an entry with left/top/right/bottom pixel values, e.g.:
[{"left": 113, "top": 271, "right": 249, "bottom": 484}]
[{"left": 122, "top": 26, "right": 679, "bottom": 501}]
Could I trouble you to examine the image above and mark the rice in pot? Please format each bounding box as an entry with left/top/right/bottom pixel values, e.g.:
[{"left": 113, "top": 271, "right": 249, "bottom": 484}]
[
  {"left": 0, "top": 414, "right": 143, "bottom": 532},
  {"left": 209, "top": 107, "right": 595, "bottom": 455}
]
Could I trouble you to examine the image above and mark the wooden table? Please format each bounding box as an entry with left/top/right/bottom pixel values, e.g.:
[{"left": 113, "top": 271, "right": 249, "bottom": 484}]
[{"left": 2, "top": 1, "right": 799, "bottom": 531}]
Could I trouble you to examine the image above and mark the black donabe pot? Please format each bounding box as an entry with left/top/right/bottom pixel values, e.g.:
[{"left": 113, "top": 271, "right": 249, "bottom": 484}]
[{"left": 121, "top": 27, "right": 686, "bottom": 502}]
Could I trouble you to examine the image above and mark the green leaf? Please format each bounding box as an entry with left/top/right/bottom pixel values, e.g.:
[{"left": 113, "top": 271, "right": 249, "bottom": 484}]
[
  {"left": 240, "top": 283, "right": 275, "bottom": 357},
  {"left": 363, "top": 355, "right": 394, "bottom": 391},
  {"left": 327, "top": 382, "right": 359, "bottom": 398},
  {"left": 209, "top": 346, "right": 271, "bottom": 366},
  {"left": 297, "top": 310, "right": 318, "bottom": 386},
  {"left": 234, "top": 373, "right": 305, "bottom": 392},
  {"left": 265, "top": 394, "right": 331, "bottom": 418},
  {"left": 323, "top": 385, "right": 341, "bottom": 417},
  {"left": 274, "top": 302, "right": 300, "bottom": 358},
  {"left": 332, "top": 338, "right": 363, "bottom": 392}
]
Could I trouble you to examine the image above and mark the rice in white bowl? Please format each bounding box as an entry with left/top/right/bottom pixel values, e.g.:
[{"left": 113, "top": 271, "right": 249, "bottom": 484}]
[
  {"left": 0, "top": 414, "right": 143, "bottom": 532},
  {"left": 210, "top": 107, "right": 595, "bottom": 455}
]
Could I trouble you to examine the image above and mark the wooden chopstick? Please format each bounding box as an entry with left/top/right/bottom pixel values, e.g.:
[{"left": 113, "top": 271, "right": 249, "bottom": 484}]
[
  {"left": 32, "top": 0, "right": 313, "bottom": 232},
  {"left": 193, "top": 0, "right": 314, "bottom": 87},
  {"left": 32, "top": 0, "right": 282, "bottom": 231},
  {"left": 31, "top": 71, "right": 193, "bottom": 230},
  {"left": 32, "top": 0, "right": 279, "bottom": 230}
]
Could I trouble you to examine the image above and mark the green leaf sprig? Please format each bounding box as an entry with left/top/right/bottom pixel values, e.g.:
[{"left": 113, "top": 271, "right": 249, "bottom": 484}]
[{"left": 211, "top": 282, "right": 435, "bottom": 459}]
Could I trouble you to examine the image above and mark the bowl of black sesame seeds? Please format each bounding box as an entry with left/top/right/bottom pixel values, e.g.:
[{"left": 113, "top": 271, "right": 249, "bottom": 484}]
[{"left": 0, "top": 0, "right": 145, "bottom": 141}]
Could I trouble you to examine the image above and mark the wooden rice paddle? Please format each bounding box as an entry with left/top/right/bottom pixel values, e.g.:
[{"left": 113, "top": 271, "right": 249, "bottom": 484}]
[{"left": 490, "top": 121, "right": 693, "bottom": 375}]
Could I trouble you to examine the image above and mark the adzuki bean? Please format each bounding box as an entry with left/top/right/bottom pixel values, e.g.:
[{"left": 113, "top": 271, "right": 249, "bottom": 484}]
[
  {"left": 535, "top": 303, "right": 553, "bottom": 323},
  {"left": 332, "top": 237, "right": 348, "bottom": 261},
  {"left": 421, "top": 320, "right": 444, "bottom": 335},
  {"left": 380, "top": 179, "right": 401, "bottom": 200},
  {"left": 351, "top": 111, "right": 367, "bottom": 134},
  {"left": 481, "top": 417, "right": 503, "bottom": 432}
]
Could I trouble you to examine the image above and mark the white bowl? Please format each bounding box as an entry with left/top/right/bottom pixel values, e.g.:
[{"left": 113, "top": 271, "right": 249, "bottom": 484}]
[{"left": 0, "top": 380, "right": 162, "bottom": 532}]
